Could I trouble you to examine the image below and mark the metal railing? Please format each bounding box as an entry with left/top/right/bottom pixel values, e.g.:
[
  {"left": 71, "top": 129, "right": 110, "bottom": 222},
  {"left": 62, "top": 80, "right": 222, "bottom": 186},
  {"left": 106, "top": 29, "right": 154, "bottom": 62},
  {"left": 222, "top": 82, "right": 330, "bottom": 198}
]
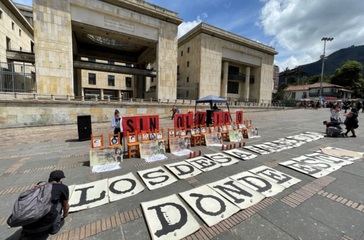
[
  {"left": 0, "top": 62, "right": 36, "bottom": 93},
  {"left": 0, "top": 92, "right": 286, "bottom": 108}
]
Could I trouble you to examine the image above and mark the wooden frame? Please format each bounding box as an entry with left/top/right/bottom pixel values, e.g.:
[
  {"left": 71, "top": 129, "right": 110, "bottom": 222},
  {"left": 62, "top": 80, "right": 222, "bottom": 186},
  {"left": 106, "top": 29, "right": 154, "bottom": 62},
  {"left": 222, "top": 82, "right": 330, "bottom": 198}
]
[{"left": 91, "top": 134, "right": 104, "bottom": 149}]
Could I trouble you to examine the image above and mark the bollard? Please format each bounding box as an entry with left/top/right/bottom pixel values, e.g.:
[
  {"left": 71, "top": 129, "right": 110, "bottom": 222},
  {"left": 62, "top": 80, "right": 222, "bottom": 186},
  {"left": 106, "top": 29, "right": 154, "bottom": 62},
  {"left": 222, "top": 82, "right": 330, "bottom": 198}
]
[
  {"left": 33, "top": 93, "right": 38, "bottom": 100},
  {"left": 189, "top": 152, "right": 193, "bottom": 159},
  {"left": 199, "top": 150, "right": 201, "bottom": 156}
]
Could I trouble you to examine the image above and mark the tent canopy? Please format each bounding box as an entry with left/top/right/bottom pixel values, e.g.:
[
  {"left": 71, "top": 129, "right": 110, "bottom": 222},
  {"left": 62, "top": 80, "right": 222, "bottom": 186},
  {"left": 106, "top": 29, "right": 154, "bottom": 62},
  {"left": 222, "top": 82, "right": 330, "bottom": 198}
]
[{"left": 196, "top": 95, "right": 227, "bottom": 104}]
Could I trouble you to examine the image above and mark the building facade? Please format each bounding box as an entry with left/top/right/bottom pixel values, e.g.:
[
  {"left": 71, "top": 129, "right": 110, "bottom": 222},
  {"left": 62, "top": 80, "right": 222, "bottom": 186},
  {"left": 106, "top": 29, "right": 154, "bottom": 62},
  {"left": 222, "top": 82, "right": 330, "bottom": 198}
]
[
  {"left": 0, "top": 0, "right": 34, "bottom": 92},
  {"left": 284, "top": 83, "right": 352, "bottom": 101},
  {"left": 177, "top": 23, "right": 277, "bottom": 102}
]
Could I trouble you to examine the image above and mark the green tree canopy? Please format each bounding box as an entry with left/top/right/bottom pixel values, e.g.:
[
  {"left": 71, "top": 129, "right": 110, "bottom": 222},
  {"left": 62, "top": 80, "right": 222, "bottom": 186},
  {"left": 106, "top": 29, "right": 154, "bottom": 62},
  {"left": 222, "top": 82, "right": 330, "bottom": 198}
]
[
  {"left": 331, "top": 60, "right": 363, "bottom": 87},
  {"left": 330, "top": 60, "right": 364, "bottom": 97}
]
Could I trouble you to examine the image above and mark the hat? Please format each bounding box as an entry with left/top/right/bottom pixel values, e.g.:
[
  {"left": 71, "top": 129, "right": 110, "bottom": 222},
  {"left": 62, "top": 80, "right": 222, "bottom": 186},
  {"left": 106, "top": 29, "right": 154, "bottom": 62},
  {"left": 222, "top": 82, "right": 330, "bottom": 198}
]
[{"left": 48, "top": 170, "right": 66, "bottom": 182}]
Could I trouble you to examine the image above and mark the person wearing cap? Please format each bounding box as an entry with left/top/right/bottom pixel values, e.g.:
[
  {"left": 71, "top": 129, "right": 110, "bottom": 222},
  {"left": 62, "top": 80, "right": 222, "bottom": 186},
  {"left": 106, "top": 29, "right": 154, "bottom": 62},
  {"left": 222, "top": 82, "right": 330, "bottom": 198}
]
[{"left": 22, "top": 170, "right": 69, "bottom": 236}]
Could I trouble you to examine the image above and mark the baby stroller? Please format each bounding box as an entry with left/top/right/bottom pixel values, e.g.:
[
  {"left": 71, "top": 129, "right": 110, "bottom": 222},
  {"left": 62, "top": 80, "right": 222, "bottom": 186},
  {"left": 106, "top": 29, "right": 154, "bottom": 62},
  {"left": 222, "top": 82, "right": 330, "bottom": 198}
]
[{"left": 323, "top": 120, "right": 344, "bottom": 137}]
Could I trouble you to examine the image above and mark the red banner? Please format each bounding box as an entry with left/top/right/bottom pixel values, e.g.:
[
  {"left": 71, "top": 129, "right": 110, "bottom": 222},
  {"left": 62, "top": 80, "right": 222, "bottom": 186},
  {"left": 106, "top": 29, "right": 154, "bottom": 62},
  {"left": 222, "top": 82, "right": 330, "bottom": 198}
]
[
  {"left": 194, "top": 112, "right": 206, "bottom": 126},
  {"left": 235, "top": 111, "right": 243, "bottom": 124},
  {"left": 223, "top": 112, "right": 231, "bottom": 125},
  {"left": 213, "top": 111, "right": 223, "bottom": 126},
  {"left": 174, "top": 114, "right": 185, "bottom": 129},
  {"left": 122, "top": 115, "right": 160, "bottom": 133},
  {"left": 185, "top": 112, "right": 194, "bottom": 129}
]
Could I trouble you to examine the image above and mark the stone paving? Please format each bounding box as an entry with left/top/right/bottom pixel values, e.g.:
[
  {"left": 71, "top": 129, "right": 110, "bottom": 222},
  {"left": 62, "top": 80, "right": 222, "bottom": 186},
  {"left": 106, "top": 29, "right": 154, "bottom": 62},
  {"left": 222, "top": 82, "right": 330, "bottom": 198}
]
[{"left": 0, "top": 109, "right": 364, "bottom": 240}]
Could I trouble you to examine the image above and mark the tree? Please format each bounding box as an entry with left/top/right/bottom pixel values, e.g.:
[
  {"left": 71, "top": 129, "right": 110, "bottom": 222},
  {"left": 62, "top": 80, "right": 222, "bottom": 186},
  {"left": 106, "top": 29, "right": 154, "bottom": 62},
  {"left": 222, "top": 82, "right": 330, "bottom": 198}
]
[
  {"left": 330, "top": 60, "right": 364, "bottom": 97},
  {"left": 273, "top": 83, "right": 287, "bottom": 101},
  {"left": 331, "top": 60, "right": 363, "bottom": 86}
]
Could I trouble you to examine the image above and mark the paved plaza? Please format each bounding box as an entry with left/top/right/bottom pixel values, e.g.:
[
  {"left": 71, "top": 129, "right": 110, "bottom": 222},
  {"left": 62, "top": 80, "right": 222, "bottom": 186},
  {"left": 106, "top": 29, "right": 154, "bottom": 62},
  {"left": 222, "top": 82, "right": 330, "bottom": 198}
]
[{"left": 0, "top": 108, "right": 363, "bottom": 240}]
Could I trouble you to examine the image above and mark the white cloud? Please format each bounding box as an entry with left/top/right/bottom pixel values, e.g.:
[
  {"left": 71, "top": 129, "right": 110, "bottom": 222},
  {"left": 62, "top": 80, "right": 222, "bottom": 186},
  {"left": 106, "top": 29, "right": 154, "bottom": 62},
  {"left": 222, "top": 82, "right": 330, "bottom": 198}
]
[
  {"left": 178, "top": 13, "right": 208, "bottom": 38},
  {"left": 260, "top": 0, "right": 364, "bottom": 70}
]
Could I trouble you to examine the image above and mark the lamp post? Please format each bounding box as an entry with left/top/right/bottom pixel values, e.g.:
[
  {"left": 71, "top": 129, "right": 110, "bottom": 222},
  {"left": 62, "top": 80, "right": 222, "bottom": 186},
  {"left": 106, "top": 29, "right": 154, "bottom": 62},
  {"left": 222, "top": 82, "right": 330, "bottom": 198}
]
[{"left": 319, "top": 37, "right": 334, "bottom": 102}]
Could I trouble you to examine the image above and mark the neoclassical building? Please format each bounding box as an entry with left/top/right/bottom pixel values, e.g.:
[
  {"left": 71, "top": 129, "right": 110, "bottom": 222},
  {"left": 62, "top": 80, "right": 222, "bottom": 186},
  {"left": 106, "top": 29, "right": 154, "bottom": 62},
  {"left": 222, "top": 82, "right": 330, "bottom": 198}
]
[
  {"left": 177, "top": 23, "right": 277, "bottom": 102},
  {"left": 1, "top": 0, "right": 277, "bottom": 102}
]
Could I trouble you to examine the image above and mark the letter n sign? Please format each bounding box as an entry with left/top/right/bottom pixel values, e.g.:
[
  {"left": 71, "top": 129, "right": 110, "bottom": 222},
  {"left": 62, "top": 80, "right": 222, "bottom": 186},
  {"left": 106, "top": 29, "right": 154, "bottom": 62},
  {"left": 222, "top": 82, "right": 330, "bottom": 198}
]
[
  {"left": 174, "top": 114, "right": 185, "bottom": 129},
  {"left": 236, "top": 111, "right": 243, "bottom": 124}
]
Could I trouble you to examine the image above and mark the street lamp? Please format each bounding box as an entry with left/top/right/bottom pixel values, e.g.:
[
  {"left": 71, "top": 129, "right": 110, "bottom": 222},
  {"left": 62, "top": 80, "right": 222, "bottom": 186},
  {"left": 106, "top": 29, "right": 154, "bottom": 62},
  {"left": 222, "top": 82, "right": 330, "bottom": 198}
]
[{"left": 319, "top": 37, "right": 334, "bottom": 102}]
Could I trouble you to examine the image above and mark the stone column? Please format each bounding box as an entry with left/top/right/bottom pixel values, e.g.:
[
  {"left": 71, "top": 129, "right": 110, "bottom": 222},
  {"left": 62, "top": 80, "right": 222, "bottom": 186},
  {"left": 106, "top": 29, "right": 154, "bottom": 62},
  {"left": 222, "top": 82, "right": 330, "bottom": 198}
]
[
  {"left": 118, "top": 90, "right": 122, "bottom": 101},
  {"left": 157, "top": 22, "right": 178, "bottom": 100},
  {"left": 221, "top": 61, "right": 229, "bottom": 98},
  {"left": 100, "top": 89, "right": 104, "bottom": 100},
  {"left": 244, "top": 66, "right": 250, "bottom": 101},
  {"left": 33, "top": 0, "right": 73, "bottom": 96}
]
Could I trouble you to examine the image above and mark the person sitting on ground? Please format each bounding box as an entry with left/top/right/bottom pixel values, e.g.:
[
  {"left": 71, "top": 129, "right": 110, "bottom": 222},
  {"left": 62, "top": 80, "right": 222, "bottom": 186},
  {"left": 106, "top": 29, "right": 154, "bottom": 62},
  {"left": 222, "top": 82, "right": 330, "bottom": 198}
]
[
  {"left": 22, "top": 170, "right": 69, "bottom": 236},
  {"left": 344, "top": 108, "right": 359, "bottom": 137}
]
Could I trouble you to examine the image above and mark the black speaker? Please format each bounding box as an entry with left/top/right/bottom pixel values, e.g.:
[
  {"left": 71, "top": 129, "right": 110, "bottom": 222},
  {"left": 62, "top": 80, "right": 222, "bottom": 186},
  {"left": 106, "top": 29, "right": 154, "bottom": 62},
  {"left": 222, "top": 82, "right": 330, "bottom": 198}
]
[
  {"left": 77, "top": 115, "right": 92, "bottom": 141},
  {"left": 206, "top": 110, "right": 213, "bottom": 126}
]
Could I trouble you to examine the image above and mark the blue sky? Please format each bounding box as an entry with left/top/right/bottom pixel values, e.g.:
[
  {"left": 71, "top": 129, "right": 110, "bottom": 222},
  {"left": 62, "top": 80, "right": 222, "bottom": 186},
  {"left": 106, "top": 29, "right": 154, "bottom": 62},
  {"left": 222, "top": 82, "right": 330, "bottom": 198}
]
[{"left": 14, "top": 0, "right": 364, "bottom": 70}]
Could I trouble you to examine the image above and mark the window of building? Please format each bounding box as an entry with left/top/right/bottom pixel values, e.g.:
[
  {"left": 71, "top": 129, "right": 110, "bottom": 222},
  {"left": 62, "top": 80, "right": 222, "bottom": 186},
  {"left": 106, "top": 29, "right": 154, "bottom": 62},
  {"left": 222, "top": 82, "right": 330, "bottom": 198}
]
[
  {"left": 187, "top": 47, "right": 190, "bottom": 53},
  {"left": 12, "top": 22, "right": 14, "bottom": 30},
  {"left": 186, "top": 90, "right": 189, "bottom": 98},
  {"left": 19, "top": 29, "right": 21, "bottom": 37},
  {"left": 0, "top": 10, "right": 3, "bottom": 19},
  {"left": 125, "top": 77, "right": 132, "bottom": 88},
  {"left": 88, "top": 73, "right": 96, "bottom": 85},
  {"left": 227, "top": 81, "right": 239, "bottom": 94},
  {"left": 177, "top": 65, "right": 180, "bottom": 75},
  {"left": 6, "top": 37, "right": 11, "bottom": 50},
  {"left": 249, "top": 76, "right": 255, "bottom": 84},
  {"left": 108, "top": 75, "right": 115, "bottom": 86},
  {"left": 19, "top": 47, "right": 22, "bottom": 51},
  {"left": 187, "top": 61, "right": 190, "bottom": 67},
  {"left": 187, "top": 77, "right": 189, "bottom": 83},
  {"left": 151, "top": 77, "right": 154, "bottom": 83},
  {"left": 181, "top": 51, "right": 183, "bottom": 56},
  {"left": 30, "top": 41, "right": 34, "bottom": 53}
]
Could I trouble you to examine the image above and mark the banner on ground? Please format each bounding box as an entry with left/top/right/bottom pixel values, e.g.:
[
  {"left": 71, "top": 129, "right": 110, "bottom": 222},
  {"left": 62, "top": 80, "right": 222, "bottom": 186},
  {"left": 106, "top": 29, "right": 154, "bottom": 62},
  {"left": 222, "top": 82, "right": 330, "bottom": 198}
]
[
  {"left": 139, "top": 140, "right": 167, "bottom": 163},
  {"left": 228, "top": 130, "right": 242, "bottom": 142},
  {"left": 204, "top": 132, "right": 222, "bottom": 147},
  {"left": 89, "top": 148, "right": 122, "bottom": 173},
  {"left": 169, "top": 137, "right": 192, "bottom": 156}
]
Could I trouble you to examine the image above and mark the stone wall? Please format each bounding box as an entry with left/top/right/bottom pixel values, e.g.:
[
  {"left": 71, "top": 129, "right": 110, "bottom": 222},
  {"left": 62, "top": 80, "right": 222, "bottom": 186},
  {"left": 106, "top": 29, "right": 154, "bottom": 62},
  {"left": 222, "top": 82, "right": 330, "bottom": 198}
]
[{"left": 0, "top": 100, "right": 282, "bottom": 128}]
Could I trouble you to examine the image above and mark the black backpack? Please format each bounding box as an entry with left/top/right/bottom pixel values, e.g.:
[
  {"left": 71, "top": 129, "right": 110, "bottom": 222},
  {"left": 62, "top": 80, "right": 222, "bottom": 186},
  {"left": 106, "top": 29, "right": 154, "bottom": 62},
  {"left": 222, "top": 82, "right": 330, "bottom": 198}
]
[{"left": 7, "top": 182, "right": 53, "bottom": 227}]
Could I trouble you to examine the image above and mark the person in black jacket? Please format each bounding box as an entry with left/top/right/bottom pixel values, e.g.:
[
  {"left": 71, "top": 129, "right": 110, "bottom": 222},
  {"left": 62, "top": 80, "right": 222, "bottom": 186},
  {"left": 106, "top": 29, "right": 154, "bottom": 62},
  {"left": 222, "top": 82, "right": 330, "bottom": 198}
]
[
  {"left": 344, "top": 108, "right": 359, "bottom": 137},
  {"left": 22, "top": 170, "right": 69, "bottom": 238}
]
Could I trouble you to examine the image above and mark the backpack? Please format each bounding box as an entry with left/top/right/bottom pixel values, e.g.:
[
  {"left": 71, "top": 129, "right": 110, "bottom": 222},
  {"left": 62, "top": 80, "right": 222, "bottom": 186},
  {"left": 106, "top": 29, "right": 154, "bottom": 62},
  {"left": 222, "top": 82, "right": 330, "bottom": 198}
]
[
  {"left": 326, "top": 126, "right": 342, "bottom": 137},
  {"left": 7, "top": 182, "right": 53, "bottom": 227}
]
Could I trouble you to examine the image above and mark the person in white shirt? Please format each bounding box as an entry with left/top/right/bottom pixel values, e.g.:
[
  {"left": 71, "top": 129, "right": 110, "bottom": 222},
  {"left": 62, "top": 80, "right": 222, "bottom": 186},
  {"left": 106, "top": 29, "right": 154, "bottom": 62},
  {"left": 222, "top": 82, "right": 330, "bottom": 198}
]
[{"left": 111, "top": 109, "right": 123, "bottom": 138}]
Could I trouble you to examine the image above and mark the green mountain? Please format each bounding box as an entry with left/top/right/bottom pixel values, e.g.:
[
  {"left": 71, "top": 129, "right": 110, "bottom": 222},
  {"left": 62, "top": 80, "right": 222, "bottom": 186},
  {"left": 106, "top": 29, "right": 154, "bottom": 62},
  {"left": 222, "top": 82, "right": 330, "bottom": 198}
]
[{"left": 299, "top": 45, "right": 364, "bottom": 76}]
